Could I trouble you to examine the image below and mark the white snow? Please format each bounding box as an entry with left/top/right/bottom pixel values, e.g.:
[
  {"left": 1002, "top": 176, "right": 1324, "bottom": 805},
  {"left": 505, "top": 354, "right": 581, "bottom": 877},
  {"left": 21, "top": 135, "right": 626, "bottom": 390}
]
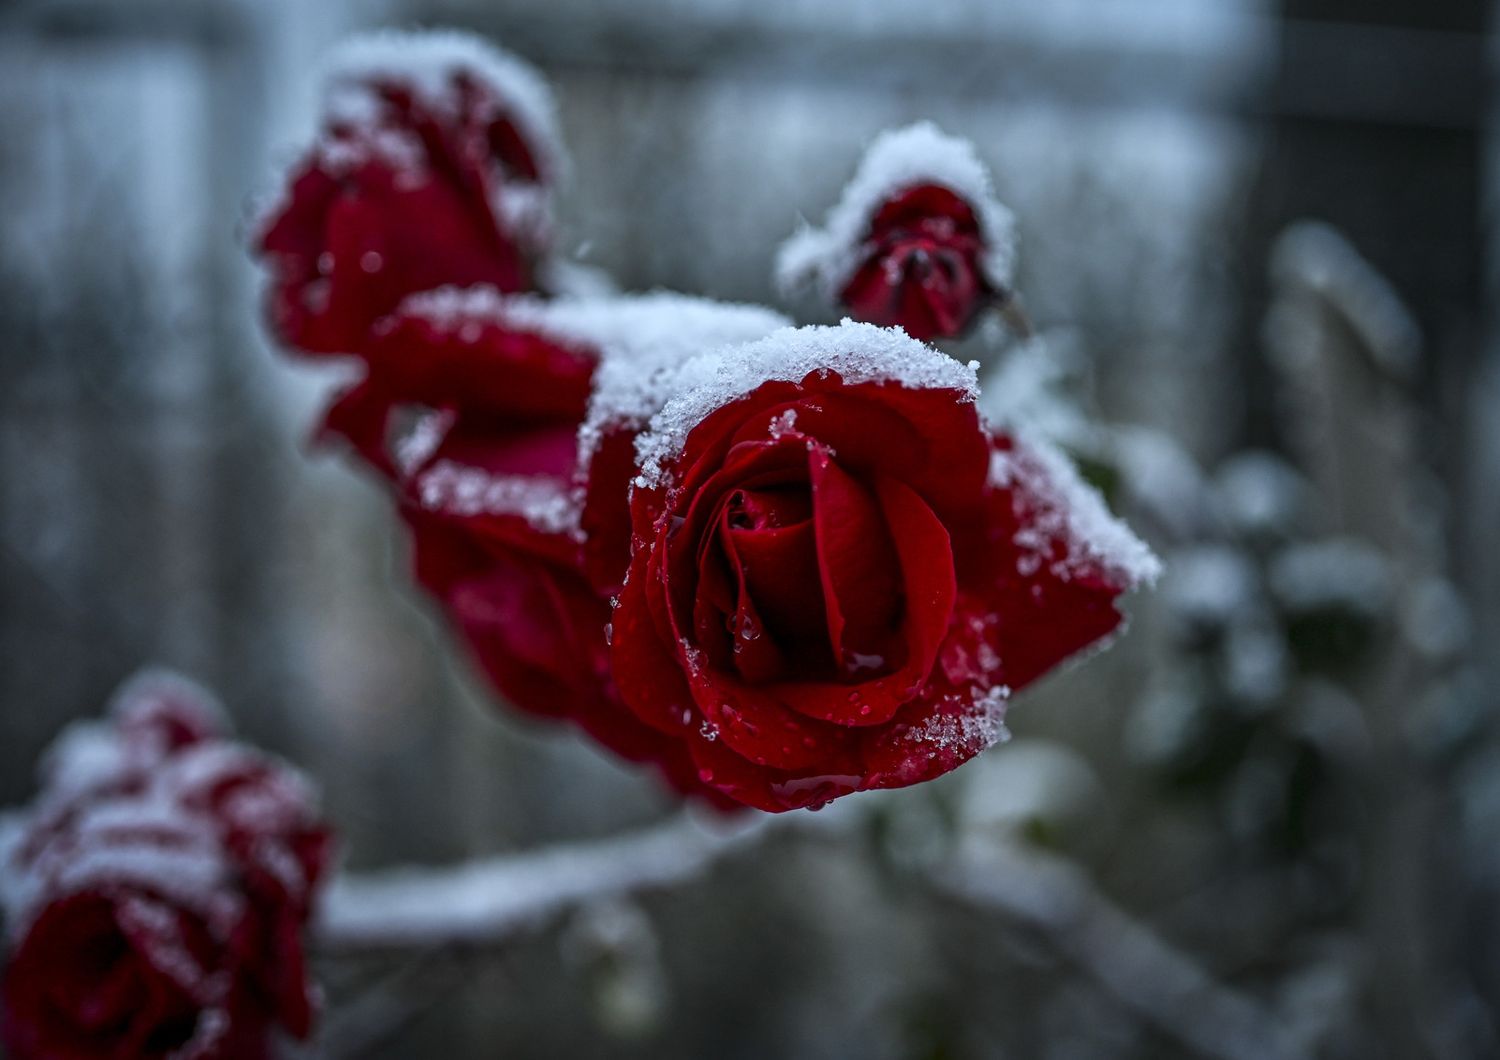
[
  {"left": 990, "top": 434, "right": 1162, "bottom": 590},
  {"left": 573, "top": 295, "right": 791, "bottom": 467},
  {"left": 775, "top": 121, "right": 1018, "bottom": 303},
  {"left": 415, "top": 459, "right": 584, "bottom": 537},
  {"left": 977, "top": 334, "right": 1095, "bottom": 452},
  {"left": 322, "top": 28, "right": 567, "bottom": 184},
  {"left": 632, "top": 320, "right": 979, "bottom": 489},
  {"left": 0, "top": 671, "right": 325, "bottom": 943},
  {"left": 400, "top": 288, "right": 787, "bottom": 384}
]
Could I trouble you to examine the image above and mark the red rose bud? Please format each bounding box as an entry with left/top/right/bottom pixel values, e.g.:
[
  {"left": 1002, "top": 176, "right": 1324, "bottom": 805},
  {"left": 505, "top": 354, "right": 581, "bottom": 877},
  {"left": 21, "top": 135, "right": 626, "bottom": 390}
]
[
  {"left": 775, "top": 122, "right": 1017, "bottom": 341},
  {"left": 251, "top": 29, "right": 566, "bottom": 356},
  {"left": 593, "top": 322, "right": 1157, "bottom": 811}
]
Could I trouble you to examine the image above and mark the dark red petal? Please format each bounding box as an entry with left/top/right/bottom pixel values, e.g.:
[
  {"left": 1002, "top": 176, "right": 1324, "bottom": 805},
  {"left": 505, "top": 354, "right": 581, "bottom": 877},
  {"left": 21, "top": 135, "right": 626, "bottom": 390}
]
[{"left": 808, "top": 448, "right": 902, "bottom": 672}]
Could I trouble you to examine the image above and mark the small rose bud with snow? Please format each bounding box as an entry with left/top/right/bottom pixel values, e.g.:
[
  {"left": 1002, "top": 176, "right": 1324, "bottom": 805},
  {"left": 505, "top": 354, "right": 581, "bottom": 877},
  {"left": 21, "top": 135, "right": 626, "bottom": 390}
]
[{"left": 776, "top": 122, "right": 1017, "bottom": 342}]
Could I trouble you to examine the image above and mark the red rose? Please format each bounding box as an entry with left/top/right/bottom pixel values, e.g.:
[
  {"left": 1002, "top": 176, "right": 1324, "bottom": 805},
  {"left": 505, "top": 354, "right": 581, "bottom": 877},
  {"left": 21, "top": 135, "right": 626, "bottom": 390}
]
[
  {"left": 1, "top": 676, "right": 335, "bottom": 1057},
  {"left": 595, "top": 322, "right": 1156, "bottom": 811},
  {"left": 1, "top": 803, "right": 263, "bottom": 1059},
  {"left": 839, "top": 183, "right": 994, "bottom": 341},
  {"left": 776, "top": 121, "right": 1016, "bottom": 342},
  {"left": 2, "top": 890, "right": 267, "bottom": 1060},
  {"left": 253, "top": 30, "right": 564, "bottom": 355}
]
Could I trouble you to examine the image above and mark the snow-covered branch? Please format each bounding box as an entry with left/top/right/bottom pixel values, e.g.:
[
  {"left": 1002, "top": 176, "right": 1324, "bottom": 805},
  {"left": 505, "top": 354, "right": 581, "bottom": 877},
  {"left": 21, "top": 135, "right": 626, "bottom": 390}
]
[
  {"left": 315, "top": 811, "right": 788, "bottom": 953},
  {"left": 318, "top": 804, "right": 1304, "bottom": 1060}
]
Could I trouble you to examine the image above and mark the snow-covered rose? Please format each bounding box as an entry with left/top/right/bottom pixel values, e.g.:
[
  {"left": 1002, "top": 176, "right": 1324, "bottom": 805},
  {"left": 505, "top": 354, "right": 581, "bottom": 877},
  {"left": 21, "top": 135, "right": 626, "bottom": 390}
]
[
  {"left": 2, "top": 889, "right": 268, "bottom": 1060},
  {"left": 253, "top": 31, "right": 563, "bottom": 356},
  {"left": 596, "top": 322, "right": 1155, "bottom": 811},
  {"left": 0, "top": 674, "right": 334, "bottom": 1058}
]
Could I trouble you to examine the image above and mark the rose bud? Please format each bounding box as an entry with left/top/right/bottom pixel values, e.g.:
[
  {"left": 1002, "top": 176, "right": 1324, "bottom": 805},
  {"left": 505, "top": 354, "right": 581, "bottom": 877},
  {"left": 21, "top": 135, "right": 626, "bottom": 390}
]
[
  {"left": 594, "top": 321, "right": 1157, "bottom": 811},
  {"left": 387, "top": 296, "right": 785, "bottom": 805},
  {"left": 775, "top": 122, "right": 1017, "bottom": 341},
  {"left": 252, "top": 29, "right": 566, "bottom": 355}
]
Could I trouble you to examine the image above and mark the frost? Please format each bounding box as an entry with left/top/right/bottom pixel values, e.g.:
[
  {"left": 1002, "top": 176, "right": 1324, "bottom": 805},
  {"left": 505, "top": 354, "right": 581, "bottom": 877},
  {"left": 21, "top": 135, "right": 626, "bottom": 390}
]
[
  {"left": 416, "top": 459, "right": 583, "bottom": 537},
  {"left": 905, "top": 686, "right": 1012, "bottom": 756},
  {"left": 991, "top": 434, "right": 1162, "bottom": 590},
  {"left": 633, "top": 320, "right": 978, "bottom": 489},
  {"left": 1268, "top": 538, "right": 1393, "bottom": 616},
  {"left": 775, "top": 121, "right": 1017, "bottom": 302},
  {"left": 322, "top": 28, "right": 567, "bottom": 183}
]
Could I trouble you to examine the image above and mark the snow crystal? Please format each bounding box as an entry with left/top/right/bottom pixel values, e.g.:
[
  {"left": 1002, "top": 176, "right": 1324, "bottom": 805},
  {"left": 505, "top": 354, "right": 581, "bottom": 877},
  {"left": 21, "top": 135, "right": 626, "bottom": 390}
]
[
  {"left": 395, "top": 409, "right": 456, "bottom": 477},
  {"left": 416, "top": 460, "right": 583, "bottom": 537},
  {"left": 322, "top": 28, "right": 567, "bottom": 183},
  {"left": 1268, "top": 538, "right": 1393, "bottom": 616},
  {"left": 549, "top": 293, "right": 790, "bottom": 464},
  {"left": 905, "top": 686, "right": 1012, "bottom": 755},
  {"left": 775, "top": 121, "right": 1018, "bottom": 302},
  {"left": 991, "top": 434, "right": 1162, "bottom": 590},
  {"left": 632, "top": 320, "right": 978, "bottom": 489}
]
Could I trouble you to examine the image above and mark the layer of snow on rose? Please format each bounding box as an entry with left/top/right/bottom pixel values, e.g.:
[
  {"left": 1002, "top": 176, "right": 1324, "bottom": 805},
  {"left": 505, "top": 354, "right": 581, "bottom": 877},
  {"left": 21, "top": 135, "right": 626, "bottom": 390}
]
[{"left": 631, "top": 319, "right": 981, "bottom": 489}]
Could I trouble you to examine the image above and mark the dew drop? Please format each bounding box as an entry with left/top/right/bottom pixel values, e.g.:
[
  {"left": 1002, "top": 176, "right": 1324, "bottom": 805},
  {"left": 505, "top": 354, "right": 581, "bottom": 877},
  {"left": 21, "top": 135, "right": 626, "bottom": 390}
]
[
  {"left": 698, "top": 768, "right": 714, "bottom": 783},
  {"left": 360, "top": 250, "right": 383, "bottom": 273}
]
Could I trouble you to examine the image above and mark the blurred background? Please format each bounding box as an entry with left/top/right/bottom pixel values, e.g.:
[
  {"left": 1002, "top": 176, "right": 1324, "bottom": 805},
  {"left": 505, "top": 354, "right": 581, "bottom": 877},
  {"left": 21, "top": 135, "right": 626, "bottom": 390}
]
[{"left": 0, "top": 0, "right": 1494, "bottom": 1056}]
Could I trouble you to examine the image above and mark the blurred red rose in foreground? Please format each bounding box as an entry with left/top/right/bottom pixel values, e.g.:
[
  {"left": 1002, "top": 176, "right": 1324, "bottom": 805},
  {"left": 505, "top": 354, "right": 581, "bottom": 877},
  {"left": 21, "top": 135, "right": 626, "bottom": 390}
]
[{"left": 0, "top": 673, "right": 332, "bottom": 1059}]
